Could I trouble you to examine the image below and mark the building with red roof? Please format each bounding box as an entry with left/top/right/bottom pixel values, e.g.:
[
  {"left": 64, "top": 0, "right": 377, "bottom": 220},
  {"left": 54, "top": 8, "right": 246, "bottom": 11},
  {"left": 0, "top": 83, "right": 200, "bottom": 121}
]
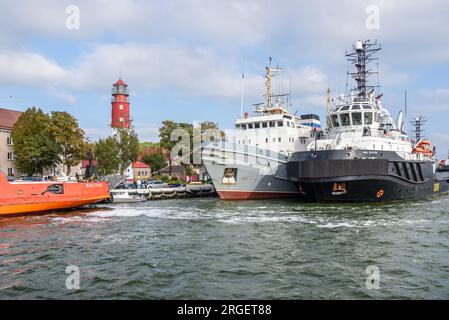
[{"left": 124, "top": 160, "right": 151, "bottom": 181}]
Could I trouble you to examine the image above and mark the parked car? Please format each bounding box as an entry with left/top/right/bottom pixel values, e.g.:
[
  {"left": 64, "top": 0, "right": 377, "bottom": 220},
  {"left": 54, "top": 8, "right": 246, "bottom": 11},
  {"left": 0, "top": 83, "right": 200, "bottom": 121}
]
[
  {"left": 169, "top": 183, "right": 186, "bottom": 188},
  {"left": 146, "top": 180, "right": 168, "bottom": 188}
]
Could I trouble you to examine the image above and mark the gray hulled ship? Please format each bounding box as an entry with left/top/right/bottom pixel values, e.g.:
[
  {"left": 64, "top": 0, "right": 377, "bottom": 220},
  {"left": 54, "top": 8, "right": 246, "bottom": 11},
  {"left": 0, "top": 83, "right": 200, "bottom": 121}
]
[
  {"left": 202, "top": 58, "right": 320, "bottom": 200},
  {"left": 286, "top": 40, "right": 449, "bottom": 202}
]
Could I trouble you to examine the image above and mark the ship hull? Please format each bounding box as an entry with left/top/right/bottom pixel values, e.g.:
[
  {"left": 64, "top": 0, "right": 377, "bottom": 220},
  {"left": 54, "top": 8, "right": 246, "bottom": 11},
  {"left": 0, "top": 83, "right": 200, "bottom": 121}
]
[
  {"left": 287, "top": 150, "right": 449, "bottom": 202},
  {"left": 295, "top": 176, "right": 449, "bottom": 202},
  {"left": 0, "top": 174, "right": 110, "bottom": 216},
  {"left": 202, "top": 143, "right": 299, "bottom": 200}
]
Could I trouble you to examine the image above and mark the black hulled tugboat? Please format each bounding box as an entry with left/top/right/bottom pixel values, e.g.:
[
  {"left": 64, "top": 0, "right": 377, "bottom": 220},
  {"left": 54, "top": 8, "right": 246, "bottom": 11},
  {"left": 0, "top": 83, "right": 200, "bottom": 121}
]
[{"left": 287, "top": 40, "right": 449, "bottom": 202}]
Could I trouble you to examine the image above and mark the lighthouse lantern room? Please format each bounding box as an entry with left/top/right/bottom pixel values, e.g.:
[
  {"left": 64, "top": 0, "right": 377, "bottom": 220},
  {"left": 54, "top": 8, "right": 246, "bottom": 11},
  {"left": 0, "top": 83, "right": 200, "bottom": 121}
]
[{"left": 111, "top": 78, "right": 130, "bottom": 128}]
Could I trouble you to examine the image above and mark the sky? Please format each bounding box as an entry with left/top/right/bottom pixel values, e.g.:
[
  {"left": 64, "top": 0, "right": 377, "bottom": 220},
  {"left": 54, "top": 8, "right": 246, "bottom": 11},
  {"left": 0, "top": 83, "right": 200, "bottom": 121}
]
[{"left": 0, "top": 0, "right": 448, "bottom": 157}]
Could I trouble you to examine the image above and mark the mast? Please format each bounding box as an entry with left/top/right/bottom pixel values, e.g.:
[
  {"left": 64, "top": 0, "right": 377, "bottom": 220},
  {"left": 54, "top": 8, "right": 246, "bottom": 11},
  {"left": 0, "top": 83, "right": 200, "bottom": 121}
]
[
  {"left": 326, "top": 88, "right": 331, "bottom": 113},
  {"left": 240, "top": 72, "right": 245, "bottom": 118},
  {"left": 265, "top": 57, "right": 283, "bottom": 108},
  {"left": 410, "top": 116, "right": 427, "bottom": 143},
  {"left": 346, "top": 40, "right": 381, "bottom": 100}
]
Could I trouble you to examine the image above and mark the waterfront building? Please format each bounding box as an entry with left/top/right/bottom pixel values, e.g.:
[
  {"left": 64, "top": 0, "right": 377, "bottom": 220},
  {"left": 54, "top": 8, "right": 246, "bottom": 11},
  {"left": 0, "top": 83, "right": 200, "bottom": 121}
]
[{"left": 0, "top": 108, "right": 22, "bottom": 178}]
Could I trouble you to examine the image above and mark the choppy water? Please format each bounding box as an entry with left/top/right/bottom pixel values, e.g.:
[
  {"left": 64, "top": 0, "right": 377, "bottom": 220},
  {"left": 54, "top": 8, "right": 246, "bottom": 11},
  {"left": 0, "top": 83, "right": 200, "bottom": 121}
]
[{"left": 1, "top": 196, "right": 449, "bottom": 299}]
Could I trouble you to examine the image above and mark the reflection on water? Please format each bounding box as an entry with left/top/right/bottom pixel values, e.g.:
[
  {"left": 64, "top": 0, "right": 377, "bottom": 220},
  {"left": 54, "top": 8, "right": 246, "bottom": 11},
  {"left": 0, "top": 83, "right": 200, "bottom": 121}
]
[{"left": 1, "top": 196, "right": 449, "bottom": 299}]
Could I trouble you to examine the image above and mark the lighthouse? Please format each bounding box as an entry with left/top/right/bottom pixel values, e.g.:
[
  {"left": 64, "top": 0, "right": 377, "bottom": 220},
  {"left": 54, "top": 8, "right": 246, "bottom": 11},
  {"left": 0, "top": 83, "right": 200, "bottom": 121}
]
[{"left": 111, "top": 78, "right": 130, "bottom": 128}]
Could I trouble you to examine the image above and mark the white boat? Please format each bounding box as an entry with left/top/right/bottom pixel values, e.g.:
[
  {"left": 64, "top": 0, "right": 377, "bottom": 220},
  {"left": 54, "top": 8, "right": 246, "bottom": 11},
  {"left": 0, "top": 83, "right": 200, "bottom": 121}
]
[
  {"left": 111, "top": 191, "right": 147, "bottom": 203},
  {"left": 202, "top": 58, "right": 320, "bottom": 200}
]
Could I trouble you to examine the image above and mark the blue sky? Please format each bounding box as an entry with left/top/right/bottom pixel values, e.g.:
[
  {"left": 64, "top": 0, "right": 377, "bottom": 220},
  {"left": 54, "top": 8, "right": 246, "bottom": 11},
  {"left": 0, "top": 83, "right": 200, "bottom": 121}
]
[{"left": 0, "top": 0, "right": 448, "bottom": 157}]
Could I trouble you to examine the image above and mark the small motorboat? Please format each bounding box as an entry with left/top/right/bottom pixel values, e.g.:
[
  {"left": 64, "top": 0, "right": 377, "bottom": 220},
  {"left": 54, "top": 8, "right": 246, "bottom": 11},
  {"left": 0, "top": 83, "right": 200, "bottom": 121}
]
[{"left": 111, "top": 191, "right": 147, "bottom": 203}]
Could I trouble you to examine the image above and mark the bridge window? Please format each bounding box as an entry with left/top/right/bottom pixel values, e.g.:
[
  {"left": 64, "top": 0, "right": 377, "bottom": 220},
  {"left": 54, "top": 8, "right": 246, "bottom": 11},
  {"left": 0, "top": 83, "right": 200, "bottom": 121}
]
[
  {"left": 352, "top": 112, "right": 362, "bottom": 125},
  {"left": 331, "top": 115, "right": 340, "bottom": 127},
  {"left": 248, "top": 123, "right": 253, "bottom": 129},
  {"left": 269, "top": 121, "right": 276, "bottom": 127},
  {"left": 364, "top": 112, "right": 373, "bottom": 125},
  {"left": 340, "top": 106, "right": 350, "bottom": 111},
  {"left": 255, "top": 122, "right": 260, "bottom": 129},
  {"left": 277, "top": 121, "right": 283, "bottom": 127},
  {"left": 262, "top": 122, "right": 268, "bottom": 128},
  {"left": 340, "top": 113, "right": 351, "bottom": 126},
  {"left": 242, "top": 124, "right": 246, "bottom": 130}
]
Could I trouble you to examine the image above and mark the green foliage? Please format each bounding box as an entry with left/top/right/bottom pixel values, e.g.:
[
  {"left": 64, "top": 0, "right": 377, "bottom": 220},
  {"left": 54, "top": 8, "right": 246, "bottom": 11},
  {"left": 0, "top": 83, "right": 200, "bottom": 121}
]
[
  {"left": 113, "top": 127, "right": 140, "bottom": 174},
  {"left": 94, "top": 137, "right": 120, "bottom": 175},
  {"left": 11, "top": 107, "right": 61, "bottom": 175},
  {"left": 159, "top": 120, "right": 223, "bottom": 174},
  {"left": 139, "top": 141, "right": 160, "bottom": 153},
  {"left": 185, "top": 164, "right": 194, "bottom": 176},
  {"left": 50, "top": 111, "right": 86, "bottom": 175},
  {"left": 141, "top": 153, "right": 167, "bottom": 173},
  {"left": 160, "top": 175, "right": 170, "bottom": 182}
]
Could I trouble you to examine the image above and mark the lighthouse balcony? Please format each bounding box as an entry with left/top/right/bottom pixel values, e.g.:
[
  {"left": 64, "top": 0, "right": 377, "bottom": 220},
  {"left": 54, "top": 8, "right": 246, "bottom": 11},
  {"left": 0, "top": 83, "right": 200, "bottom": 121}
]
[{"left": 111, "top": 97, "right": 130, "bottom": 103}]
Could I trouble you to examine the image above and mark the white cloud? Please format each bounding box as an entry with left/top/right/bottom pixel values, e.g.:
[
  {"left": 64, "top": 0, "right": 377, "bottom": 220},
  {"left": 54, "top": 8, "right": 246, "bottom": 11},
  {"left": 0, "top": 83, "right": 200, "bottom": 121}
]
[{"left": 0, "top": 51, "right": 66, "bottom": 87}]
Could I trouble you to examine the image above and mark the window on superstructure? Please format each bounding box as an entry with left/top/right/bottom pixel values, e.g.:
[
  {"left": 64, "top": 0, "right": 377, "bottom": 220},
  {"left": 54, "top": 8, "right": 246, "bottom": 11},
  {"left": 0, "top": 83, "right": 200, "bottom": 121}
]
[
  {"left": 278, "top": 137, "right": 281, "bottom": 142},
  {"left": 242, "top": 124, "right": 247, "bottom": 130},
  {"left": 269, "top": 122, "right": 275, "bottom": 127},
  {"left": 248, "top": 123, "right": 253, "bottom": 129},
  {"left": 364, "top": 112, "right": 373, "bottom": 125},
  {"left": 351, "top": 112, "right": 362, "bottom": 126},
  {"left": 273, "top": 138, "right": 276, "bottom": 142},
  {"left": 262, "top": 122, "right": 268, "bottom": 128},
  {"left": 255, "top": 123, "right": 260, "bottom": 129},
  {"left": 340, "top": 106, "right": 350, "bottom": 111},
  {"left": 291, "top": 122, "right": 295, "bottom": 128},
  {"left": 277, "top": 121, "right": 283, "bottom": 127},
  {"left": 235, "top": 124, "right": 240, "bottom": 129},
  {"left": 331, "top": 115, "right": 340, "bottom": 127},
  {"left": 362, "top": 105, "right": 372, "bottom": 110},
  {"left": 266, "top": 138, "right": 268, "bottom": 143},
  {"left": 287, "top": 122, "right": 290, "bottom": 127},
  {"left": 340, "top": 113, "right": 351, "bottom": 126},
  {"left": 352, "top": 105, "right": 361, "bottom": 110}
]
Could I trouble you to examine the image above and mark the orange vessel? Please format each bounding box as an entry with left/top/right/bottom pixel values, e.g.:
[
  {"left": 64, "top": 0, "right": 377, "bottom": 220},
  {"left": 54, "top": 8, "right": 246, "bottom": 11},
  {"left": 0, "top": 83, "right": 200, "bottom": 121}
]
[{"left": 0, "top": 171, "right": 110, "bottom": 216}]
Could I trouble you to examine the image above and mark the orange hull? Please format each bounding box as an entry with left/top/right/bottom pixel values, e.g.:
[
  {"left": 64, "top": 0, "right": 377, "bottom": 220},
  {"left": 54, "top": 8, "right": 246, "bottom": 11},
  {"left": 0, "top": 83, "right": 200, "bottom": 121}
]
[{"left": 0, "top": 172, "right": 110, "bottom": 216}]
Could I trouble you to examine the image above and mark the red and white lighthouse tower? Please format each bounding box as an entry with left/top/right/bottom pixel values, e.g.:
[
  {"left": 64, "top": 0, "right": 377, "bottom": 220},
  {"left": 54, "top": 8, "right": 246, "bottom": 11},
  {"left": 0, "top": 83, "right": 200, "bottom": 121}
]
[{"left": 111, "top": 78, "right": 130, "bottom": 128}]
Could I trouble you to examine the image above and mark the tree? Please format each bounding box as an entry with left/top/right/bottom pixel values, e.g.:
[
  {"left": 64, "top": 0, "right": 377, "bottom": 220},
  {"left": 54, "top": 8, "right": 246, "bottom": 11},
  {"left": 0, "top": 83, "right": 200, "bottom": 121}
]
[
  {"left": 113, "top": 127, "right": 140, "bottom": 174},
  {"left": 94, "top": 137, "right": 120, "bottom": 175},
  {"left": 139, "top": 141, "right": 160, "bottom": 153},
  {"left": 159, "top": 120, "right": 224, "bottom": 174},
  {"left": 11, "top": 107, "right": 60, "bottom": 175},
  {"left": 50, "top": 111, "right": 86, "bottom": 175},
  {"left": 141, "top": 153, "right": 167, "bottom": 174},
  {"left": 159, "top": 120, "right": 179, "bottom": 176}
]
